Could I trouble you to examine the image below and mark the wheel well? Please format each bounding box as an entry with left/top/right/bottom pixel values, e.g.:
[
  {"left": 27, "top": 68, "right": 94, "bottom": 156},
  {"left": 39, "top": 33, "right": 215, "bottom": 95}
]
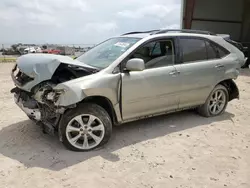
[
  {"left": 80, "top": 96, "right": 118, "bottom": 124},
  {"left": 218, "top": 79, "right": 239, "bottom": 101}
]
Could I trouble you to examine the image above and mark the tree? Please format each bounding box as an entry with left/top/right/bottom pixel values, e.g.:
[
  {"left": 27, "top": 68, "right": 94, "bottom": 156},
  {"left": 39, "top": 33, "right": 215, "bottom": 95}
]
[{"left": 11, "top": 44, "right": 18, "bottom": 51}]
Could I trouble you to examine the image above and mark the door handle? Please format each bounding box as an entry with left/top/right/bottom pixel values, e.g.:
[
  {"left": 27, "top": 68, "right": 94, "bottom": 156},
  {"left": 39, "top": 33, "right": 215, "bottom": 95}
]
[
  {"left": 169, "top": 70, "right": 180, "bottom": 76},
  {"left": 215, "top": 64, "right": 225, "bottom": 69}
]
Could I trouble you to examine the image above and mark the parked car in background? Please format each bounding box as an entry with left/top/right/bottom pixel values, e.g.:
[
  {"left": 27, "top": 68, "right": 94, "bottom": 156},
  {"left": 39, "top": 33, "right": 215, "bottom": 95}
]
[
  {"left": 24, "top": 47, "right": 42, "bottom": 54},
  {"left": 42, "top": 49, "right": 61, "bottom": 54},
  {"left": 11, "top": 29, "right": 244, "bottom": 151}
]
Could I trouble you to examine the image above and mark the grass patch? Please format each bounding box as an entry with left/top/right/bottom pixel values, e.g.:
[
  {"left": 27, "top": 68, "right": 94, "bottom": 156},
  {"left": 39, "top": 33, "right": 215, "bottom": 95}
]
[
  {"left": 0, "top": 57, "right": 17, "bottom": 63},
  {"left": 0, "top": 55, "right": 75, "bottom": 63}
]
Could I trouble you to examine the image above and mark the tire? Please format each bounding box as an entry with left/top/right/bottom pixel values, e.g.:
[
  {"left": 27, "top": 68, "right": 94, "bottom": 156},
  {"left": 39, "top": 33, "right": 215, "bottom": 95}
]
[
  {"left": 59, "top": 103, "right": 112, "bottom": 151},
  {"left": 197, "top": 84, "right": 229, "bottom": 117}
]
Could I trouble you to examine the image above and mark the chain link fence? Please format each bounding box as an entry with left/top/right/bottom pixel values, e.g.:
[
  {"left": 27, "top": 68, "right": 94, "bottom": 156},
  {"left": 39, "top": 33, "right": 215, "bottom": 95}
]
[{"left": 0, "top": 43, "right": 96, "bottom": 63}]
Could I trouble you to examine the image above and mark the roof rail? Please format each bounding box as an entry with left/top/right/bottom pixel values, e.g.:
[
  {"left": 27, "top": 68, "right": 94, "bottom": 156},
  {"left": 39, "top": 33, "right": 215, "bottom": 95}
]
[
  {"left": 151, "top": 29, "right": 216, "bottom": 35},
  {"left": 122, "top": 30, "right": 160, "bottom": 36}
]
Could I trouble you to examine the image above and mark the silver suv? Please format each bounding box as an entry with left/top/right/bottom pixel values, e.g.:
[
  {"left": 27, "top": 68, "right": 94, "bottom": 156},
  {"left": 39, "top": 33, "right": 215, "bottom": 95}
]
[{"left": 11, "top": 29, "right": 245, "bottom": 151}]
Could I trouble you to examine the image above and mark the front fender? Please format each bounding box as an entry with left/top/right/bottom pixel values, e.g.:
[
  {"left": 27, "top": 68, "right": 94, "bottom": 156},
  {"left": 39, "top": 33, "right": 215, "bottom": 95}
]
[
  {"left": 53, "top": 73, "right": 121, "bottom": 107},
  {"left": 53, "top": 84, "right": 86, "bottom": 106}
]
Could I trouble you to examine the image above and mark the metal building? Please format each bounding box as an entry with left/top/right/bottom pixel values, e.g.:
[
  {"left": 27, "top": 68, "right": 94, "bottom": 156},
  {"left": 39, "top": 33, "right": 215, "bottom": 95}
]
[{"left": 182, "top": 0, "right": 250, "bottom": 45}]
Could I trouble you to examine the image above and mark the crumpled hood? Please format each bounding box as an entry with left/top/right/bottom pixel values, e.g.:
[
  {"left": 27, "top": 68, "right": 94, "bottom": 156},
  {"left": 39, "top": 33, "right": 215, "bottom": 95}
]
[{"left": 15, "top": 54, "right": 94, "bottom": 91}]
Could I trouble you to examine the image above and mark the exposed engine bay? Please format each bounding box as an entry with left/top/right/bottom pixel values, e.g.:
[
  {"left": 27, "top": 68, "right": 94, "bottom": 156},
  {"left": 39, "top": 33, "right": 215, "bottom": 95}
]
[
  {"left": 50, "top": 63, "right": 98, "bottom": 84},
  {"left": 11, "top": 55, "right": 100, "bottom": 134}
]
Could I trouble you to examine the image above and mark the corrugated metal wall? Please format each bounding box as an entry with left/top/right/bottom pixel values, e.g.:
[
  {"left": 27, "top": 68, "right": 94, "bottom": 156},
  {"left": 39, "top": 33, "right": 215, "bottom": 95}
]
[
  {"left": 183, "top": 0, "right": 250, "bottom": 42},
  {"left": 241, "top": 0, "right": 250, "bottom": 42},
  {"left": 192, "top": 0, "right": 243, "bottom": 41}
]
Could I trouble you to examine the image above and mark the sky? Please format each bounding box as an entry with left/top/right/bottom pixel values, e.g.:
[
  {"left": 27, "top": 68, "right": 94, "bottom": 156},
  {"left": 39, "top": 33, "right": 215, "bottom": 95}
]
[{"left": 0, "top": 0, "right": 182, "bottom": 45}]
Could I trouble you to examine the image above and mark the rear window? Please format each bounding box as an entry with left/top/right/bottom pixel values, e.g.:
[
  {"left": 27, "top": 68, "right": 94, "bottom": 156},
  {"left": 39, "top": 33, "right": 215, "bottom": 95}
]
[
  {"left": 213, "top": 44, "right": 230, "bottom": 58},
  {"left": 207, "top": 40, "right": 230, "bottom": 59}
]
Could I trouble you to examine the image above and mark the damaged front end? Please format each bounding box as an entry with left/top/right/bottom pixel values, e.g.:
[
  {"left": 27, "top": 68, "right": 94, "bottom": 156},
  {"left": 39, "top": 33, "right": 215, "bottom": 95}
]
[
  {"left": 10, "top": 86, "right": 64, "bottom": 134},
  {"left": 11, "top": 54, "right": 99, "bottom": 134}
]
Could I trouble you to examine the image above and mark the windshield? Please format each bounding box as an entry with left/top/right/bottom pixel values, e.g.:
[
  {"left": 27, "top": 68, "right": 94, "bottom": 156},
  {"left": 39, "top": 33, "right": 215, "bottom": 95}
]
[{"left": 76, "top": 37, "right": 140, "bottom": 68}]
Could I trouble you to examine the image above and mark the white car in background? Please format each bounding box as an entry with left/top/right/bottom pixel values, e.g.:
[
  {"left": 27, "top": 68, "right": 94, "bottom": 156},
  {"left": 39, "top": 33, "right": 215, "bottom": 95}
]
[{"left": 24, "top": 47, "right": 42, "bottom": 54}]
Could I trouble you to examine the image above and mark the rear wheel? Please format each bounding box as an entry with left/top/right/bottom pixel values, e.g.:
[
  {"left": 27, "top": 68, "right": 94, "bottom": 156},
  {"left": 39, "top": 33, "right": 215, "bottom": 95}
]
[
  {"left": 59, "top": 103, "right": 112, "bottom": 151},
  {"left": 198, "top": 84, "right": 229, "bottom": 117}
]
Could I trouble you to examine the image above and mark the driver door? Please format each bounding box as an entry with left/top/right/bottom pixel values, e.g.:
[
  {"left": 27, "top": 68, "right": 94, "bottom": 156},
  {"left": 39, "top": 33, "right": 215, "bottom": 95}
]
[{"left": 121, "top": 38, "right": 180, "bottom": 121}]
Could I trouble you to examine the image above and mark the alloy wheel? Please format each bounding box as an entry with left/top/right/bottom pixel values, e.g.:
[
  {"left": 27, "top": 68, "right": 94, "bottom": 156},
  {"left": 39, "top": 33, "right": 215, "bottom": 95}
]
[
  {"left": 208, "top": 89, "right": 226, "bottom": 115},
  {"left": 66, "top": 114, "right": 105, "bottom": 150}
]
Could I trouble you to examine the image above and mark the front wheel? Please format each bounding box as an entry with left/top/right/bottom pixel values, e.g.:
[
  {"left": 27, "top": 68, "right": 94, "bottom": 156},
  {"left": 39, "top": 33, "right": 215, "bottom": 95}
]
[
  {"left": 59, "top": 103, "right": 112, "bottom": 151},
  {"left": 197, "top": 84, "right": 229, "bottom": 117}
]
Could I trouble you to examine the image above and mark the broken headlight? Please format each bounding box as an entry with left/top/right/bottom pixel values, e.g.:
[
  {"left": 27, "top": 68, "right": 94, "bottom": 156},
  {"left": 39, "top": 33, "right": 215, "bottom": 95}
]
[
  {"left": 16, "top": 72, "right": 34, "bottom": 85},
  {"left": 12, "top": 64, "right": 34, "bottom": 86}
]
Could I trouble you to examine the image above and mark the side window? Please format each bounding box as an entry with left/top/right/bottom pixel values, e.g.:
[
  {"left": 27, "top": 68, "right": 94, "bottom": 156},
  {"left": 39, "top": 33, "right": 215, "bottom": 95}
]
[
  {"left": 206, "top": 40, "right": 230, "bottom": 59},
  {"left": 213, "top": 44, "right": 230, "bottom": 58},
  {"left": 130, "top": 39, "right": 175, "bottom": 69},
  {"left": 180, "top": 38, "right": 207, "bottom": 63},
  {"left": 151, "top": 42, "right": 161, "bottom": 56},
  {"left": 205, "top": 41, "right": 217, "bottom": 59}
]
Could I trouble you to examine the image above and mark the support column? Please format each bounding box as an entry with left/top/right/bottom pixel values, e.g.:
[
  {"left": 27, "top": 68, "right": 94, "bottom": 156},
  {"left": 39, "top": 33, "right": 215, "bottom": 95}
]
[{"left": 184, "top": 0, "right": 196, "bottom": 29}]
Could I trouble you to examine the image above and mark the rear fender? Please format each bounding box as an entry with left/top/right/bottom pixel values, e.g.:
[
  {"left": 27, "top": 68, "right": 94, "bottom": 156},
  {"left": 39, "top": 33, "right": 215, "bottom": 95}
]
[{"left": 219, "top": 79, "right": 239, "bottom": 101}]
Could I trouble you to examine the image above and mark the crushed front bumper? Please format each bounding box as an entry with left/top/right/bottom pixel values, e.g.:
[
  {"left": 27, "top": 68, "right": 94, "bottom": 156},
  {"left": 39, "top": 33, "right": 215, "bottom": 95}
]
[
  {"left": 12, "top": 89, "right": 57, "bottom": 135},
  {"left": 14, "top": 93, "right": 41, "bottom": 121}
]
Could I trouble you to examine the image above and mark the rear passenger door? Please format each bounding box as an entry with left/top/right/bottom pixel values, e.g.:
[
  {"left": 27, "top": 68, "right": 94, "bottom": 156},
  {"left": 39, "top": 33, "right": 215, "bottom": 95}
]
[{"left": 176, "top": 37, "right": 229, "bottom": 108}]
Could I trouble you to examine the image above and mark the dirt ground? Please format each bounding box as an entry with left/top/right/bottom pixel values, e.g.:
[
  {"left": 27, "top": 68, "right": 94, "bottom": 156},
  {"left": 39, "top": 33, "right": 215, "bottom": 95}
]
[{"left": 0, "top": 63, "right": 249, "bottom": 188}]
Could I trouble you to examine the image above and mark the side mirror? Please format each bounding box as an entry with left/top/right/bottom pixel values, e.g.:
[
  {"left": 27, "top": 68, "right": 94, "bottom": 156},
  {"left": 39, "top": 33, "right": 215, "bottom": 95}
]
[{"left": 125, "top": 58, "right": 145, "bottom": 71}]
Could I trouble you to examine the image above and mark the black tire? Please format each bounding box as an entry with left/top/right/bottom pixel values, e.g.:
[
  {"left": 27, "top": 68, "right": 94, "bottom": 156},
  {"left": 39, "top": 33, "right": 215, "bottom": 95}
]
[
  {"left": 59, "top": 103, "right": 112, "bottom": 151},
  {"left": 197, "top": 84, "right": 229, "bottom": 117}
]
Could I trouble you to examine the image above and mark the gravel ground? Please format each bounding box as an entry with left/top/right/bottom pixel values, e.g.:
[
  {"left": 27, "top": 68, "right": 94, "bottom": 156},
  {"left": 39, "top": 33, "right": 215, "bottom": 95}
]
[{"left": 0, "top": 63, "right": 249, "bottom": 188}]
